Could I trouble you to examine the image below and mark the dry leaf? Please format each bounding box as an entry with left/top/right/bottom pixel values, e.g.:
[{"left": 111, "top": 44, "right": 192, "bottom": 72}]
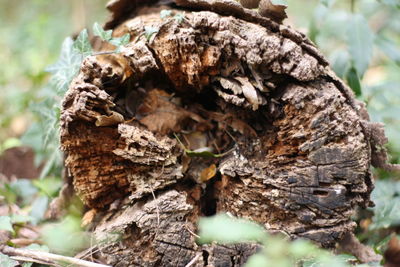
[
  {"left": 184, "top": 131, "right": 208, "bottom": 151},
  {"left": 95, "top": 111, "right": 125, "bottom": 126},
  {"left": 138, "top": 89, "right": 207, "bottom": 134},
  {"left": 200, "top": 164, "right": 217, "bottom": 182},
  {"left": 10, "top": 238, "right": 38, "bottom": 247},
  {"left": 217, "top": 77, "right": 242, "bottom": 95},
  {"left": 81, "top": 209, "right": 98, "bottom": 228},
  {"left": 384, "top": 235, "right": 400, "bottom": 267},
  {"left": 235, "top": 76, "right": 260, "bottom": 110}
]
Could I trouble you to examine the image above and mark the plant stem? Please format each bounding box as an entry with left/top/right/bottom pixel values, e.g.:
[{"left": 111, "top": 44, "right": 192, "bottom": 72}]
[{"left": 351, "top": 0, "right": 356, "bottom": 13}]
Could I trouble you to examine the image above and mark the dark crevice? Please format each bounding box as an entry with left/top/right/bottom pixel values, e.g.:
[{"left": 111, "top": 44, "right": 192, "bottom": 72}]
[
  {"left": 200, "top": 178, "right": 218, "bottom": 216},
  {"left": 202, "top": 249, "right": 209, "bottom": 266}
]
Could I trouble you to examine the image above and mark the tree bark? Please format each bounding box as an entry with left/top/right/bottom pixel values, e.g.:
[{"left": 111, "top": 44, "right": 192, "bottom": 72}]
[{"left": 60, "top": 0, "right": 390, "bottom": 265}]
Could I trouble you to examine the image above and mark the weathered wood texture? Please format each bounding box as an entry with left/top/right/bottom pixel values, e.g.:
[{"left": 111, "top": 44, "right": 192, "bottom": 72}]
[{"left": 60, "top": 0, "right": 391, "bottom": 266}]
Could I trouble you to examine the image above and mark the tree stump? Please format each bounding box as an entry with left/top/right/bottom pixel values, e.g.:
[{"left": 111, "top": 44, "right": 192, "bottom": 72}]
[{"left": 60, "top": 0, "right": 391, "bottom": 266}]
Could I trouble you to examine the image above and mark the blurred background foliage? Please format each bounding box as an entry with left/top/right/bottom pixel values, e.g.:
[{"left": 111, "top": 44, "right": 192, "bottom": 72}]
[{"left": 0, "top": 0, "right": 399, "bottom": 266}]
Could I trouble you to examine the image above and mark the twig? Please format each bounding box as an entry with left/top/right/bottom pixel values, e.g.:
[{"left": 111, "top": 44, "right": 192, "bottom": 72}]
[
  {"left": 184, "top": 223, "right": 200, "bottom": 239},
  {"left": 149, "top": 184, "right": 161, "bottom": 227},
  {"left": 10, "top": 256, "right": 62, "bottom": 267},
  {"left": 0, "top": 245, "right": 111, "bottom": 267},
  {"left": 184, "top": 253, "right": 202, "bottom": 267}
]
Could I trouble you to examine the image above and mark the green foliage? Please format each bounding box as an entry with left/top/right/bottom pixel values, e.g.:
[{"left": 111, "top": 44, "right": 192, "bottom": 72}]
[
  {"left": 198, "top": 214, "right": 373, "bottom": 267},
  {"left": 271, "top": 0, "right": 288, "bottom": 5},
  {"left": 144, "top": 26, "right": 159, "bottom": 41},
  {"left": 198, "top": 214, "right": 267, "bottom": 244},
  {"left": 369, "top": 180, "right": 400, "bottom": 230},
  {"left": 0, "top": 216, "right": 14, "bottom": 234},
  {"left": 174, "top": 12, "right": 186, "bottom": 24},
  {"left": 160, "top": 9, "right": 173, "bottom": 19},
  {"left": 375, "top": 35, "right": 400, "bottom": 67},
  {"left": 346, "top": 14, "right": 374, "bottom": 78},
  {"left": 379, "top": 0, "right": 400, "bottom": 8},
  {"left": 93, "top": 22, "right": 130, "bottom": 50},
  {"left": 0, "top": 253, "right": 18, "bottom": 267},
  {"left": 0, "top": 138, "right": 22, "bottom": 154},
  {"left": 41, "top": 215, "right": 90, "bottom": 256},
  {"left": 93, "top": 22, "right": 113, "bottom": 41},
  {"left": 346, "top": 67, "right": 362, "bottom": 96}
]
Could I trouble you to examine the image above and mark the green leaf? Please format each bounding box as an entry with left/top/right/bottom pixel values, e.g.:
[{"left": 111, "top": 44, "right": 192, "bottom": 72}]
[
  {"left": 369, "top": 180, "right": 400, "bottom": 229},
  {"left": 118, "top": 33, "right": 131, "bottom": 46},
  {"left": 174, "top": 134, "right": 233, "bottom": 158},
  {"left": 33, "top": 177, "right": 62, "bottom": 197},
  {"left": 41, "top": 215, "right": 90, "bottom": 255},
  {"left": 244, "top": 253, "right": 270, "bottom": 267},
  {"left": 45, "top": 37, "right": 81, "bottom": 92},
  {"left": 288, "top": 239, "right": 320, "bottom": 258},
  {"left": 375, "top": 35, "right": 400, "bottom": 67},
  {"left": 320, "top": 0, "right": 335, "bottom": 7},
  {"left": 346, "top": 14, "right": 374, "bottom": 77},
  {"left": 93, "top": 22, "right": 112, "bottom": 41},
  {"left": 160, "top": 9, "right": 173, "bottom": 19},
  {"left": 144, "top": 26, "right": 159, "bottom": 41},
  {"left": 378, "top": 0, "right": 400, "bottom": 8},
  {"left": 0, "top": 216, "right": 14, "bottom": 233},
  {"left": 73, "top": 28, "right": 92, "bottom": 55},
  {"left": 0, "top": 138, "right": 22, "bottom": 153},
  {"left": 271, "top": 0, "right": 288, "bottom": 5},
  {"left": 330, "top": 50, "right": 350, "bottom": 78},
  {"left": 10, "top": 214, "right": 34, "bottom": 224},
  {"left": 197, "top": 214, "right": 267, "bottom": 244},
  {"left": 174, "top": 12, "right": 186, "bottom": 23},
  {"left": 109, "top": 33, "right": 131, "bottom": 47},
  {"left": 0, "top": 253, "right": 18, "bottom": 267},
  {"left": 346, "top": 67, "right": 362, "bottom": 97},
  {"left": 29, "top": 195, "right": 49, "bottom": 224}
]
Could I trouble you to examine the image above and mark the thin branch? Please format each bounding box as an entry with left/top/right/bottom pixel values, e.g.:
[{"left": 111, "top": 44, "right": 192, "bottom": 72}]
[
  {"left": 0, "top": 245, "right": 111, "bottom": 267},
  {"left": 184, "top": 253, "right": 202, "bottom": 267}
]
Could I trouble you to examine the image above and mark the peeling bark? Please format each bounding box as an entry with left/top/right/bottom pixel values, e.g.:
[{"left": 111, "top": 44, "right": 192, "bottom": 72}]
[{"left": 59, "top": 0, "right": 393, "bottom": 265}]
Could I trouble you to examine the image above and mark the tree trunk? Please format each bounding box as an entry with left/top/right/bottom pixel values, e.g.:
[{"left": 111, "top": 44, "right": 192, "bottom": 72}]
[{"left": 60, "top": 0, "right": 390, "bottom": 266}]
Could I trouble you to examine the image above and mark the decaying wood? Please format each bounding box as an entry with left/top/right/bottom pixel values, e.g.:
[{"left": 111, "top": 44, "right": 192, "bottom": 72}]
[{"left": 59, "top": 0, "right": 393, "bottom": 265}]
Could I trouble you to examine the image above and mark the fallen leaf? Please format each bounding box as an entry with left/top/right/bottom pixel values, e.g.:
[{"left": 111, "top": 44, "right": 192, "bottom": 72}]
[
  {"left": 10, "top": 238, "right": 38, "bottom": 247},
  {"left": 200, "top": 164, "right": 217, "bottom": 182},
  {"left": 81, "top": 209, "right": 98, "bottom": 228},
  {"left": 384, "top": 235, "right": 400, "bottom": 267},
  {"left": 235, "top": 76, "right": 260, "bottom": 110},
  {"left": 95, "top": 111, "right": 125, "bottom": 126},
  {"left": 138, "top": 89, "right": 208, "bottom": 134},
  {"left": 184, "top": 131, "right": 208, "bottom": 151}
]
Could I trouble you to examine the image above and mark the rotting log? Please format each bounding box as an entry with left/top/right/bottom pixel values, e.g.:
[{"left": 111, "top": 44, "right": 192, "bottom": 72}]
[{"left": 59, "top": 0, "right": 394, "bottom": 266}]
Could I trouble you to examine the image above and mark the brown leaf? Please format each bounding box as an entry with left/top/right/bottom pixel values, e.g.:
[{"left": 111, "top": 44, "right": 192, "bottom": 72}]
[
  {"left": 0, "top": 230, "right": 11, "bottom": 244},
  {"left": 95, "top": 111, "right": 125, "bottom": 126},
  {"left": 138, "top": 89, "right": 207, "bottom": 134},
  {"left": 208, "top": 111, "right": 257, "bottom": 137},
  {"left": 384, "top": 235, "right": 400, "bottom": 267},
  {"left": 81, "top": 209, "right": 98, "bottom": 228},
  {"left": 10, "top": 238, "right": 39, "bottom": 247},
  {"left": 18, "top": 226, "right": 40, "bottom": 240},
  {"left": 235, "top": 76, "right": 260, "bottom": 110},
  {"left": 200, "top": 164, "right": 217, "bottom": 182},
  {"left": 184, "top": 131, "right": 208, "bottom": 151}
]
